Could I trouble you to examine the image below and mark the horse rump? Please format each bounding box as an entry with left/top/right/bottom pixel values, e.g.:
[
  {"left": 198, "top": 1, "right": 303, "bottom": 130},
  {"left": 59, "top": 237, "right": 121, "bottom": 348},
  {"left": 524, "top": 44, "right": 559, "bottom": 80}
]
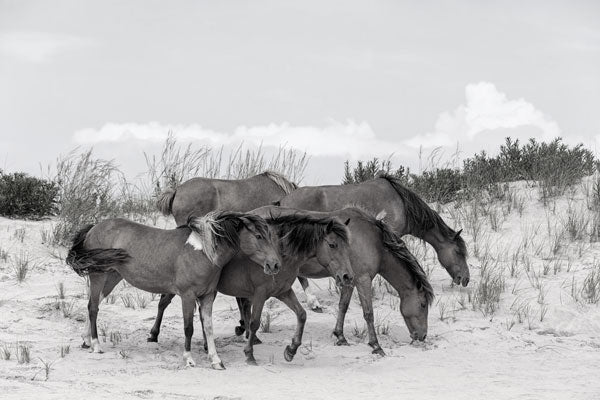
[{"left": 66, "top": 224, "right": 131, "bottom": 276}]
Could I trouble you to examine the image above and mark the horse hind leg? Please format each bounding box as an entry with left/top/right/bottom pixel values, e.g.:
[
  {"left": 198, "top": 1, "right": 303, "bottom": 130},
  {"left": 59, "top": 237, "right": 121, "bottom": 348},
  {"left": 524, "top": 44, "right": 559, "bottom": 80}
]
[
  {"left": 87, "top": 273, "right": 108, "bottom": 353},
  {"left": 83, "top": 271, "right": 121, "bottom": 348},
  {"left": 148, "top": 293, "right": 176, "bottom": 342},
  {"left": 299, "top": 277, "right": 323, "bottom": 313},
  {"left": 244, "top": 295, "right": 266, "bottom": 365}
]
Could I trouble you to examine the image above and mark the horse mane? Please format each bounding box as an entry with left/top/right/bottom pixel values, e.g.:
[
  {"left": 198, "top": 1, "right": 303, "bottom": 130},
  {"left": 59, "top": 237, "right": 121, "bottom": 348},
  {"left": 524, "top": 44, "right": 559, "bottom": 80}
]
[
  {"left": 187, "top": 211, "right": 269, "bottom": 264},
  {"left": 261, "top": 171, "right": 298, "bottom": 195},
  {"left": 377, "top": 173, "right": 467, "bottom": 257},
  {"left": 265, "top": 213, "right": 349, "bottom": 257},
  {"left": 342, "top": 206, "right": 434, "bottom": 305}
]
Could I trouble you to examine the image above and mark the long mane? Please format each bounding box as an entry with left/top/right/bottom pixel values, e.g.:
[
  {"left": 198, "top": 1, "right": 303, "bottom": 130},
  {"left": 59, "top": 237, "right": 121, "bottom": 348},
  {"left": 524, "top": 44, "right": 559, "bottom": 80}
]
[
  {"left": 378, "top": 173, "right": 467, "bottom": 257},
  {"left": 261, "top": 171, "right": 298, "bottom": 195},
  {"left": 265, "top": 213, "right": 349, "bottom": 257},
  {"left": 343, "top": 206, "right": 434, "bottom": 306},
  {"left": 187, "top": 211, "right": 269, "bottom": 264}
]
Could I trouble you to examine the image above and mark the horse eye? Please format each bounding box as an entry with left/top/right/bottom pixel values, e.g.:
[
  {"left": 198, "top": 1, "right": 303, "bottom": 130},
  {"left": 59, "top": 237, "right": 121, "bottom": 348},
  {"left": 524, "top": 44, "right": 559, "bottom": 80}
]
[
  {"left": 255, "top": 234, "right": 263, "bottom": 240},
  {"left": 421, "top": 303, "right": 427, "bottom": 308},
  {"left": 328, "top": 242, "right": 337, "bottom": 249}
]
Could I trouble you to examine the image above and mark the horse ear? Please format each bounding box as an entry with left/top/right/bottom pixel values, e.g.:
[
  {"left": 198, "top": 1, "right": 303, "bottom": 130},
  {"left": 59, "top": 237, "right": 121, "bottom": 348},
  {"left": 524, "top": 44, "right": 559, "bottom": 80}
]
[
  {"left": 454, "top": 229, "right": 463, "bottom": 239},
  {"left": 271, "top": 200, "right": 281, "bottom": 206},
  {"left": 344, "top": 218, "right": 351, "bottom": 226}
]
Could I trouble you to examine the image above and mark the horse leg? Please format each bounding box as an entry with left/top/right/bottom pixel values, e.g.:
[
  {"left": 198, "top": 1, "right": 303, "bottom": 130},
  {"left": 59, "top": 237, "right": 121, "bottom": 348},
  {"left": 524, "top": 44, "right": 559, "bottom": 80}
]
[
  {"left": 299, "top": 276, "right": 323, "bottom": 313},
  {"left": 198, "top": 291, "right": 225, "bottom": 370},
  {"left": 276, "top": 289, "right": 307, "bottom": 362},
  {"left": 356, "top": 276, "right": 385, "bottom": 356},
  {"left": 196, "top": 298, "right": 208, "bottom": 353},
  {"left": 234, "top": 297, "right": 246, "bottom": 336},
  {"left": 88, "top": 273, "right": 108, "bottom": 354},
  {"left": 244, "top": 294, "right": 266, "bottom": 365},
  {"left": 332, "top": 284, "right": 354, "bottom": 346},
  {"left": 82, "top": 271, "right": 122, "bottom": 348},
  {"left": 181, "top": 293, "right": 197, "bottom": 367},
  {"left": 242, "top": 298, "right": 262, "bottom": 344},
  {"left": 148, "top": 293, "right": 176, "bottom": 342}
]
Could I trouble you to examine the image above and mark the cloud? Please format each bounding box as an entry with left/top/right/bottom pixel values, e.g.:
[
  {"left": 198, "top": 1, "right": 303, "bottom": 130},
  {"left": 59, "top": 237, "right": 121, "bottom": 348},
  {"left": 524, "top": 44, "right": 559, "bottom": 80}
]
[
  {"left": 73, "top": 120, "right": 407, "bottom": 159},
  {"left": 0, "top": 31, "right": 91, "bottom": 63},
  {"left": 405, "top": 82, "right": 561, "bottom": 148}
]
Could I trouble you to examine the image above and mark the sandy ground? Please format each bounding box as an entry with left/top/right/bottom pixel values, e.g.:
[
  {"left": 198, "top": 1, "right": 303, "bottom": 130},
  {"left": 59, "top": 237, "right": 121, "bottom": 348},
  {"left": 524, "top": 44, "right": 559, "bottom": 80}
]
[{"left": 1, "top": 183, "right": 600, "bottom": 399}]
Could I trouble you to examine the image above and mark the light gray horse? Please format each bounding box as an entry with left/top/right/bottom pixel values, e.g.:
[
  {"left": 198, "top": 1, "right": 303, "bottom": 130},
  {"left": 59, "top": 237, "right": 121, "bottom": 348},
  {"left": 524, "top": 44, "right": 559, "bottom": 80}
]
[
  {"left": 236, "top": 206, "right": 433, "bottom": 355},
  {"left": 66, "top": 211, "right": 280, "bottom": 369}
]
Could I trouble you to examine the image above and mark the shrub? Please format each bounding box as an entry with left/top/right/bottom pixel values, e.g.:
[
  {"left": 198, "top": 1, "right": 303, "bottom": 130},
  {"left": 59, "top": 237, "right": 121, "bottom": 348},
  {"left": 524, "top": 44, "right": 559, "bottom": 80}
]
[{"left": 0, "top": 170, "right": 57, "bottom": 219}]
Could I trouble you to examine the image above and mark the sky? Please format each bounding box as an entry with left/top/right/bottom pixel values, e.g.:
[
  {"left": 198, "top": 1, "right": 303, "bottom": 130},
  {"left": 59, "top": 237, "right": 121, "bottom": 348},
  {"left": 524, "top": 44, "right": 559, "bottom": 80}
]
[{"left": 1, "top": 0, "right": 599, "bottom": 184}]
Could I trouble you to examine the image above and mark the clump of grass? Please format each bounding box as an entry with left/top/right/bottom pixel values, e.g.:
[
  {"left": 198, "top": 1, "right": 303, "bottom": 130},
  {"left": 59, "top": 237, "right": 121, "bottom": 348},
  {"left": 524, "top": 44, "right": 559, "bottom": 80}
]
[
  {"left": 260, "top": 311, "right": 272, "bottom": 333},
  {"left": 118, "top": 349, "right": 130, "bottom": 359},
  {"left": 110, "top": 331, "right": 122, "bottom": 346},
  {"left": 16, "top": 342, "right": 31, "bottom": 364},
  {"left": 60, "top": 300, "right": 76, "bottom": 318},
  {"left": 33, "top": 358, "right": 56, "bottom": 381},
  {"left": 120, "top": 294, "right": 136, "bottom": 309},
  {"left": 11, "top": 251, "right": 32, "bottom": 283},
  {"left": 134, "top": 291, "right": 149, "bottom": 309},
  {"left": 352, "top": 322, "right": 367, "bottom": 341},
  {"left": 0, "top": 248, "right": 8, "bottom": 262},
  {"left": 581, "top": 264, "right": 600, "bottom": 304},
  {"left": 473, "top": 267, "right": 506, "bottom": 316},
  {"left": 0, "top": 343, "right": 11, "bottom": 360},
  {"left": 56, "top": 282, "right": 66, "bottom": 300},
  {"left": 59, "top": 345, "right": 70, "bottom": 358},
  {"left": 13, "top": 228, "right": 26, "bottom": 242}
]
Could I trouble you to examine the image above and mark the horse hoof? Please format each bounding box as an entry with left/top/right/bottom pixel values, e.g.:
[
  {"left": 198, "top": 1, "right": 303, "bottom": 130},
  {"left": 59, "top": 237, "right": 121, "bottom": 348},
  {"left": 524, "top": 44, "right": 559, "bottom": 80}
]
[
  {"left": 81, "top": 342, "right": 90, "bottom": 349},
  {"left": 372, "top": 348, "right": 386, "bottom": 356},
  {"left": 234, "top": 326, "right": 245, "bottom": 336},
  {"left": 311, "top": 306, "right": 323, "bottom": 313},
  {"left": 335, "top": 338, "right": 350, "bottom": 346},
  {"left": 284, "top": 345, "right": 295, "bottom": 362},
  {"left": 203, "top": 345, "right": 208, "bottom": 354},
  {"left": 211, "top": 361, "right": 226, "bottom": 370},
  {"left": 246, "top": 358, "right": 258, "bottom": 366},
  {"left": 253, "top": 336, "right": 262, "bottom": 345},
  {"left": 147, "top": 337, "right": 158, "bottom": 343}
]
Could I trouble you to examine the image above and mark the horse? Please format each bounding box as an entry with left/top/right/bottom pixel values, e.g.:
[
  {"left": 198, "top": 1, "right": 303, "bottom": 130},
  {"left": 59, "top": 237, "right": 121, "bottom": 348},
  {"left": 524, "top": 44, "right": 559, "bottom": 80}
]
[
  {"left": 66, "top": 211, "right": 281, "bottom": 369},
  {"left": 278, "top": 173, "right": 469, "bottom": 310},
  {"left": 236, "top": 206, "right": 433, "bottom": 356},
  {"left": 157, "top": 171, "right": 297, "bottom": 224},
  {"left": 147, "top": 206, "right": 354, "bottom": 365}
]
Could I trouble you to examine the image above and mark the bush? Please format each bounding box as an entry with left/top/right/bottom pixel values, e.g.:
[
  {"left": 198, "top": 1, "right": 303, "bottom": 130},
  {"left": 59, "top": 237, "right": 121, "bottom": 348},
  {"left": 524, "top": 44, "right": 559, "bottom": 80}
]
[
  {"left": 343, "top": 137, "right": 598, "bottom": 204},
  {"left": 0, "top": 170, "right": 58, "bottom": 219}
]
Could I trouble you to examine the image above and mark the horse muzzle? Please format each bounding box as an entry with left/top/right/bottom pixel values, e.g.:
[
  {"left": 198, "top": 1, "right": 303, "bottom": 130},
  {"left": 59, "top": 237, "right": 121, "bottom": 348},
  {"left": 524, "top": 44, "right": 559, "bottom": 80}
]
[
  {"left": 264, "top": 260, "right": 281, "bottom": 276},
  {"left": 335, "top": 272, "right": 354, "bottom": 287}
]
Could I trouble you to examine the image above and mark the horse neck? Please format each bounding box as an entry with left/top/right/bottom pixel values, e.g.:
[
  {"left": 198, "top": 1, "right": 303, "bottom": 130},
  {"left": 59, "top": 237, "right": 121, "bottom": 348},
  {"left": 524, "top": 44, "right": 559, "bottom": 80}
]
[
  {"left": 379, "top": 250, "right": 419, "bottom": 299},
  {"left": 210, "top": 246, "right": 238, "bottom": 268},
  {"left": 421, "top": 228, "right": 451, "bottom": 252}
]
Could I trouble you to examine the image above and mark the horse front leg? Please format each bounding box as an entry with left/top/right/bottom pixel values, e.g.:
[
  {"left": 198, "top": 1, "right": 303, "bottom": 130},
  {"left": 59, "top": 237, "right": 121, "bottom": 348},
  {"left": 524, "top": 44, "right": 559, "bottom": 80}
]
[
  {"left": 198, "top": 291, "right": 225, "bottom": 370},
  {"left": 333, "top": 284, "right": 354, "bottom": 346},
  {"left": 276, "top": 289, "right": 307, "bottom": 362},
  {"left": 356, "top": 275, "right": 385, "bottom": 356},
  {"left": 148, "top": 293, "right": 176, "bottom": 342},
  {"left": 244, "top": 294, "right": 266, "bottom": 365},
  {"left": 180, "top": 293, "right": 197, "bottom": 367},
  {"left": 299, "top": 276, "right": 323, "bottom": 313}
]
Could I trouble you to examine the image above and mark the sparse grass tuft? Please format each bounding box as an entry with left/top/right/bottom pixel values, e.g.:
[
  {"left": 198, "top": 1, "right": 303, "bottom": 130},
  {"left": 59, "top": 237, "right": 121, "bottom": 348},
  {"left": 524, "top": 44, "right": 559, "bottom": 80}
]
[
  {"left": 11, "top": 251, "right": 32, "bottom": 283},
  {"left": 16, "top": 342, "right": 31, "bottom": 364},
  {"left": 0, "top": 343, "right": 11, "bottom": 360}
]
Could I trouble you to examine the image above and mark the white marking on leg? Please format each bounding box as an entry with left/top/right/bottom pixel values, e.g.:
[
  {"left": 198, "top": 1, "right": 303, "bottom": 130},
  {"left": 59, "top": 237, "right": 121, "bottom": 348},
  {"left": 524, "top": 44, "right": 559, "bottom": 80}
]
[
  {"left": 186, "top": 232, "right": 204, "bottom": 251},
  {"left": 83, "top": 293, "right": 104, "bottom": 346},
  {"left": 183, "top": 351, "right": 196, "bottom": 367},
  {"left": 90, "top": 338, "right": 103, "bottom": 353},
  {"left": 304, "top": 286, "right": 323, "bottom": 310}
]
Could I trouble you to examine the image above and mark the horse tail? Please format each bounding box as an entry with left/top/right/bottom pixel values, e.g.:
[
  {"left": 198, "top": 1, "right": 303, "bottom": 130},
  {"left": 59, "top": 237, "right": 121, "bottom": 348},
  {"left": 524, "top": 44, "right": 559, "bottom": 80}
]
[
  {"left": 66, "top": 224, "right": 131, "bottom": 277},
  {"left": 156, "top": 188, "right": 176, "bottom": 216}
]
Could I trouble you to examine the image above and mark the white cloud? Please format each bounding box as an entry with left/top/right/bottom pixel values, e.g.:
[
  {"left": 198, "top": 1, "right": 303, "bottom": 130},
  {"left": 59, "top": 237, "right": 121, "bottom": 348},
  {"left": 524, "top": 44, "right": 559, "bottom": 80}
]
[
  {"left": 0, "top": 31, "right": 91, "bottom": 63},
  {"left": 405, "top": 82, "right": 561, "bottom": 148},
  {"left": 73, "top": 120, "right": 406, "bottom": 159}
]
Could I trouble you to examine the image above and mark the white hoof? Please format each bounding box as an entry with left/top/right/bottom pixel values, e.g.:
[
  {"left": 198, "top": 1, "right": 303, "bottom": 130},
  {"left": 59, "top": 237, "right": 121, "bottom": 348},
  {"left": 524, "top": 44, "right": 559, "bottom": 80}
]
[
  {"left": 306, "top": 294, "right": 323, "bottom": 311},
  {"left": 90, "top": 338, "right": 103, "bottom": 354},
  {"left": 183, "top": 351, "right": 196, "bottom": 367}
]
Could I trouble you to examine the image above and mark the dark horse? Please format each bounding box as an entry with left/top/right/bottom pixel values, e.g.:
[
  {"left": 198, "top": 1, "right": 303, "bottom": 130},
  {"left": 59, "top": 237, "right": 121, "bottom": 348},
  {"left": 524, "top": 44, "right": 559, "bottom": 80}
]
[
  {"left": 66, "top": 211, "right": 280, "bottom": 369},
  {"left": 278, "top": 173, "right": 469, "bottom": 310},
  {"left": 148, "top": 206, "right": 354, "bottom": 365},
  {"left": 237, "top": 206, "right": 433, "bottom": 355}
]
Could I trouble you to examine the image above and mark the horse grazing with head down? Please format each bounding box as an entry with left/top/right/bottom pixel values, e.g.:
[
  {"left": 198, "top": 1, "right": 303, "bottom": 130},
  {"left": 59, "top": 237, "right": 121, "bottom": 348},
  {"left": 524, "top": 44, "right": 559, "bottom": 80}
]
[
  {"left": 66, "top": 211, "right": 280, "bottom": 369},
  {"left": 147, "top": 205, "right": 355, "bottom": 365},
  {"left": 236, "top": 206, "right": 433, "bottom": 355}
]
